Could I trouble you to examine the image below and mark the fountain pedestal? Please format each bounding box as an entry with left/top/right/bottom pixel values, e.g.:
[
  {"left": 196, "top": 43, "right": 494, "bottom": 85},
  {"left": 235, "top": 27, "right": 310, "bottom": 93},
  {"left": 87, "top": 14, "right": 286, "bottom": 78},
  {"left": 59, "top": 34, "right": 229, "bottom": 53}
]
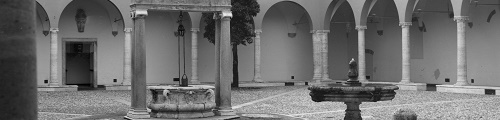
[
  {"left": 308, "top": 59, "right": 399, "bottom": 120},
  {"left": 147, "top": 85, "right": 215, "bottom": 119}
]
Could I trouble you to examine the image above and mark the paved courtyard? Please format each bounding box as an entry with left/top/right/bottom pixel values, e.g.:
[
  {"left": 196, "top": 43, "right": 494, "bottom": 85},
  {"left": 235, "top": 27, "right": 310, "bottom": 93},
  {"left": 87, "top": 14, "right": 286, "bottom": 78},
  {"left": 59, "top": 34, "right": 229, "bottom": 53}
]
[{"left": 38, "top": 85, "right": 500, "bottom": 120}]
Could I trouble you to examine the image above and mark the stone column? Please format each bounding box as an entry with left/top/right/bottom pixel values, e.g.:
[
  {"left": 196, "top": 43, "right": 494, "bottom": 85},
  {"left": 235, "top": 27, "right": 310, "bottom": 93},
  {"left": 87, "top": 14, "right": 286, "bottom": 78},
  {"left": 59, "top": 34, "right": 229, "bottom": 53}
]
[
  {"left": 214, "top": 14, "right": 221, "bottom": 114},
  {"left": 190, "top": 28, "right": 201, "bottom": 84},
  {"left": 312, "top": 30, "right": 323, "bottom": 83},
  {"left": 400, "top": 22, "right": 412, "bottom": 83},
  {"left": 122, "top": 28, "right": 132, "bottom": 85},
  {"left": 214, "top": 11, "right": 236, "bottom": 116},
  {"left": 320, "top": 30, "right": 332, "bottom": 81},
  {"left": 49, "top": 28, "right": 60, "bottom": 86},
  {"left": 344, "top": 102, "right": 362, "bottom": 120},
  {"left": 253, "top": 29, "right": 263, "bottom": 83},
  {"left": 0, "top": 0, "right": 38, "bottom": 119},
  {"left": 356, "top": 26, "right": 368, "bottom": 82},
  {"left": 126, "top": 9, "right": 150, "bottom": 119},
  {"left": 454, "top": 16, "right": 469, "bottom": 86}
]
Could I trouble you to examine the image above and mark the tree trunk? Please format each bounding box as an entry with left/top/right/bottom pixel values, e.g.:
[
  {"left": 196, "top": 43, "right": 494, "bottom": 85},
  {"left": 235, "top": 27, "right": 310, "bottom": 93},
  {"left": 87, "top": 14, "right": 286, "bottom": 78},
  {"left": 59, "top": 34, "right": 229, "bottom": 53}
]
[{"left": 232, "top": 44, "right": 239, "bottom": 87}]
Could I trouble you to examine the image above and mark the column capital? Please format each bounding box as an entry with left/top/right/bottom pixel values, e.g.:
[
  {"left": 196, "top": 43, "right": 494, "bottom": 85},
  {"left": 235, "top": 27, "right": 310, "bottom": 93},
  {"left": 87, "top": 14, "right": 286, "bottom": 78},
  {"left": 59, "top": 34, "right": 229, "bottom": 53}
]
[
  {"left": 124, "top": 28, "right": 133, "bottom": 32},
  {"left": 213, "top": 11, "right": 233, "bottom": 20},
  {"left": 399, "top": 22, "right": 412, "bottom": 27},
  {"left": 131, "top": 9, "right": 148, "bottom": 19},
  {"left": 355, "top": 26, "right": 367, "bottom": 30},
  {"left": 50, "top": 28, "right": 59, "bottom": 33},
  {"left": 255, "top": 29, "right": 262, "bottom": 34},
  {"left": 221, "top": 11, "right": 232, "bottom": 19},
  {"left": 453, "top": 16, "right": 469, "bottom": 22},
  {"left": 191, "top": 28, "right": 200, "bottom": 32}
]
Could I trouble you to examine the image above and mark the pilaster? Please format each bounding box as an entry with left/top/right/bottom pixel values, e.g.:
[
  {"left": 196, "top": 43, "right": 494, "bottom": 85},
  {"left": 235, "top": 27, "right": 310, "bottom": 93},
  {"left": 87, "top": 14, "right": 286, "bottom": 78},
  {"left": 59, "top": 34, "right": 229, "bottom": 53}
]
[
  {"left": 311, "top": 30, "right": 323, "bottom": 83},
  {"left": 318, "top": 30, "right": 331, "bottom": 81},
  {"left": 454, "top": 16, "right": 469, "bottom": 86},
  {"left": 253, "top": 29, "right": 263, "bottom": 83},
  {"left": 355, "top": 26, "right": 368, "bottom": 82},
  {"left": 191, "top": 28, "right": 201, "bottom": 84},
  {"left": 122, "top": 28, "right": 133, "bottom": 85},
  {"left": 399, "top": 22, "right": 412, "bottom": 84},
  {"left": 49, "top": 28, "right": 60, "bottom": 86}
]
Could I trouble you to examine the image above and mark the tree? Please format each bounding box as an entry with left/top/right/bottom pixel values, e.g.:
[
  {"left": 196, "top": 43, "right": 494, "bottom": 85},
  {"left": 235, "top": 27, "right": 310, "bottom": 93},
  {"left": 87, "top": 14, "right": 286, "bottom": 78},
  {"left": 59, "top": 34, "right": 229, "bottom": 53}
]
[{"left": 202, "top": 0, "right": 260, "bottom": 87}]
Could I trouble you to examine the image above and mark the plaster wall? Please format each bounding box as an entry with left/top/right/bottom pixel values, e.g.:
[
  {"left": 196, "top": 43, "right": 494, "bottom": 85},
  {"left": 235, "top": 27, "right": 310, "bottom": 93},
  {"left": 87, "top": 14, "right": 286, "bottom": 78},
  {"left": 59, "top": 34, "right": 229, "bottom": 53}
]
[
  {"left": 36, "top": 14, "right": 51, "bottom": 85},
  {"left": 466, "top": 6, "right": 500, "bottom": 86},
  {"left": 261, "top": 6, "right": 313, "bottom": 81},
  {"left": 144, "top": 11, "right": 192, "bottom": 84},
  {"left": 58, "top": 0, "right": 124, "bottom": 85},
  {"left": 197, "top": 21, "right": 216, "bottom": 83},
  {"left": 364, "top": 18, "right": 402, "bottom": 82},
  {"left": 412, "top": 13, "right": 457, "bottom": 84},
  {"left": 328, "top": 22, "right": 358, "bottom": 80}
]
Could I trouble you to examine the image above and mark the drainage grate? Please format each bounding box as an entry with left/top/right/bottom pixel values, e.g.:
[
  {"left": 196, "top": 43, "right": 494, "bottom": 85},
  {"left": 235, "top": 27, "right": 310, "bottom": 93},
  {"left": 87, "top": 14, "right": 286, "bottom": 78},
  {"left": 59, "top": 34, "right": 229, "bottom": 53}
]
[
  {"left": 426, "top": 84, "right": 437, "bottom": 91},
  {"left": 284, "top": 82, "right": 294, "bottom": 86},
  {"left": 485, "top": 89, "right": 495, "bottom": 95}
]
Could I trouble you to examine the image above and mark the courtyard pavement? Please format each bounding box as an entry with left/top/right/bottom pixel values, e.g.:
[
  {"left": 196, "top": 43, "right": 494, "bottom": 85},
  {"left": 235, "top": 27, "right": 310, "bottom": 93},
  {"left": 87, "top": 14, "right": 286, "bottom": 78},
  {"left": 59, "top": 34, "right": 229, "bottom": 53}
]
[{"left": 38, "top": 85, "right": 500, "bottom": 120}]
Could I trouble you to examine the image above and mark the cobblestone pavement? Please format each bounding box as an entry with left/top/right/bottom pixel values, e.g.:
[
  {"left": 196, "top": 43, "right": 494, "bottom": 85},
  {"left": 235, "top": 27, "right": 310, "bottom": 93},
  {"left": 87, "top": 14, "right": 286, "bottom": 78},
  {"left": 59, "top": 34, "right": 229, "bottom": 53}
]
[{"left": 38, "top": 85, "right": 500, "bottom": 120}]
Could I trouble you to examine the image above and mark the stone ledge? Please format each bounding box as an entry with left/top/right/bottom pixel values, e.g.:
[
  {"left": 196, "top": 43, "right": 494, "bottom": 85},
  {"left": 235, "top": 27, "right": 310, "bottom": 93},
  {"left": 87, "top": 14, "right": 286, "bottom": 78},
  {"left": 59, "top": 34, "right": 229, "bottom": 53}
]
[
  {"left": 395, "top": 83, "right": 427, "bottom": 91},
  {"left": 104, "top": 85, "right": 131, "bottom": 90},
  {"left": 38, "top": 85, "right": 78, "bottom": 91},
  {"left": 436, "top": 85, "right": 500, "bottom": 95}
]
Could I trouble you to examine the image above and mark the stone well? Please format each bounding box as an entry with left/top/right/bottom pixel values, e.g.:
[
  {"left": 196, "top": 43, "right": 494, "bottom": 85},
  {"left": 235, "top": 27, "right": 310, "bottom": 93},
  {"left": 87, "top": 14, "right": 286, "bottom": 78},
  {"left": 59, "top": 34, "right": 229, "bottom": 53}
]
[{"left": 147, "top": 85, "right": 215, "bottom": 119}]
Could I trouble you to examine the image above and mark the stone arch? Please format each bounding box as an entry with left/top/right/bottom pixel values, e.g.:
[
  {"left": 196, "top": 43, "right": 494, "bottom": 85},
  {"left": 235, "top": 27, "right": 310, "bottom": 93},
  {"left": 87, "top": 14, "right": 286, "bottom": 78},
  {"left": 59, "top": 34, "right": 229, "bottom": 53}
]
[
  {"left": 254, "top": 0, "right": 317, "bottom": 30},
  {"left": 59, "top": 0, "right": 125, "bottom": 36},
  {"left": 394, "top": 0, "right": 418, "bottom": 23},
  {"left": 58, "top": 0, "right": 129, "bottom": 85},
  {"left": 363, "top": 0, "right": 402, "bottom": 82},
  {"left": 265, "top": 1, "right": 313, "bottom": 33},
  {"left": 260, "top": 1, "right": 314, "bottom": 81},
  {"left": 36, "top": 2, "right": 50, "bottom": 36},
  {"left": 324, "top": 0, "right": 352, "bottom": 30},
  {"left": 327, "top": 1, "right": 357, "bottom": 80}
]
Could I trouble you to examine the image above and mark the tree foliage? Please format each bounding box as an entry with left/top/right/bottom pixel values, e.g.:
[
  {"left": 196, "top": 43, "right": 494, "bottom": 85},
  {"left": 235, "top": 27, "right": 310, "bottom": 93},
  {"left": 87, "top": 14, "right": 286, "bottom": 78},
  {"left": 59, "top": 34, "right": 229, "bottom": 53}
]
[
  {"left": 202, "top": 0, "right": 260, "bottom": 46},
  {"left": 202, "top": 0, "right": 260, "bottom": 87}
]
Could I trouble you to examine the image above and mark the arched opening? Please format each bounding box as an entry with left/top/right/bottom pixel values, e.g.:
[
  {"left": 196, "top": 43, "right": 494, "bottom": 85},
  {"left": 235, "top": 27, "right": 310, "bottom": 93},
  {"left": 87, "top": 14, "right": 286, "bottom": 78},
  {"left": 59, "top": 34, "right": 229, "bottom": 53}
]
[
  {"left": 411, "top": 0, "right": 456, "bottom": 84},
  {"left": 363, "top": 0, "right": 401, "bottom": 82},
  {"left": 328, "top": 1, "right": 358, "bottom": 80},
  {"left": 59, "top": 0, "right": 125, "bottom": 87},
  {"left": 36, "top": 2, "right": 51, "bottom": 85},
  {"left": 463, "top": 1, "right": 500, "bottom": 86},
  {"left": 145, "top": 11, "right": 193, "bottom": 84},
  {"left": 261, "top": 1, "right": 313, "bottom": 81}
]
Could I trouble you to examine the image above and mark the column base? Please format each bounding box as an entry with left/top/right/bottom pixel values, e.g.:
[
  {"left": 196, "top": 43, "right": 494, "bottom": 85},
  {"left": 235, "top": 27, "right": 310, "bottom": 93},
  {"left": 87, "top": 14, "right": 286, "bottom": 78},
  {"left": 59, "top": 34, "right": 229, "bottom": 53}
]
[
  {"left": 104, "top": 85, "right": 131, "bottom": 90},
  {"left": 454, "top": 81, "right": 469, "bottom": 86},
  {"left": 125, "top": 108, "right": 150, "bottom": 119},
  {"left": 358, "top": 79, "right": 369, "bottom": 83},
  {"left": 38, "top": 85, "right": 78, "bottom": 91},
  {"left": 252, "top": 78, "right": 264, "bottom": 83},
  {"left": 190, "top": 79, "right": 201, "bottom": 84},
  {"left": 399, "top": 80, "right": 411, "bottom": 84},
  {"left": 322, "top": 78, "right": 332, "bottom": 81},
  {"left": 122, "top": 81, "right": 131, "bottom": 86},
  {"left": 213, "top": 109, "right": 236, "bottom": 116}
]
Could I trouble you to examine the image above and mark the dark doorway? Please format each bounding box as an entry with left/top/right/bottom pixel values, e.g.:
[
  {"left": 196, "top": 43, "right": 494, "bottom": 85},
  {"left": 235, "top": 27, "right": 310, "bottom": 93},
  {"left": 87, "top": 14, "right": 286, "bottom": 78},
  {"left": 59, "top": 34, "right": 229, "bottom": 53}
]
[{"left": 63, "top": 39, "right": 97, "bottom": 88}]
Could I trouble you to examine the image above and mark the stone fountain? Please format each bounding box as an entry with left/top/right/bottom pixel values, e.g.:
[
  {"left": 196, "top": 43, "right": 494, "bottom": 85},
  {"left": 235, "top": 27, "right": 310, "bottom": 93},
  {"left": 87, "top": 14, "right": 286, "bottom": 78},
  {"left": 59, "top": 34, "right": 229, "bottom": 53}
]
[{"left": 308, "top": 58, "right": 399, "bottom": 120}]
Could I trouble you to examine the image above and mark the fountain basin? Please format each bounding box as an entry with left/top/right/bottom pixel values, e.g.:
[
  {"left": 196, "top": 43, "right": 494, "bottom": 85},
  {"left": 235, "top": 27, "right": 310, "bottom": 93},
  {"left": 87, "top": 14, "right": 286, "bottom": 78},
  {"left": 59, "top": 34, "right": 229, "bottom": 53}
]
[
  {"left": 309, "top": 83, "right": 399, "bottom": 102},
  {"left": 147, "top": 85, "right": 215, "bottom": 119}
]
